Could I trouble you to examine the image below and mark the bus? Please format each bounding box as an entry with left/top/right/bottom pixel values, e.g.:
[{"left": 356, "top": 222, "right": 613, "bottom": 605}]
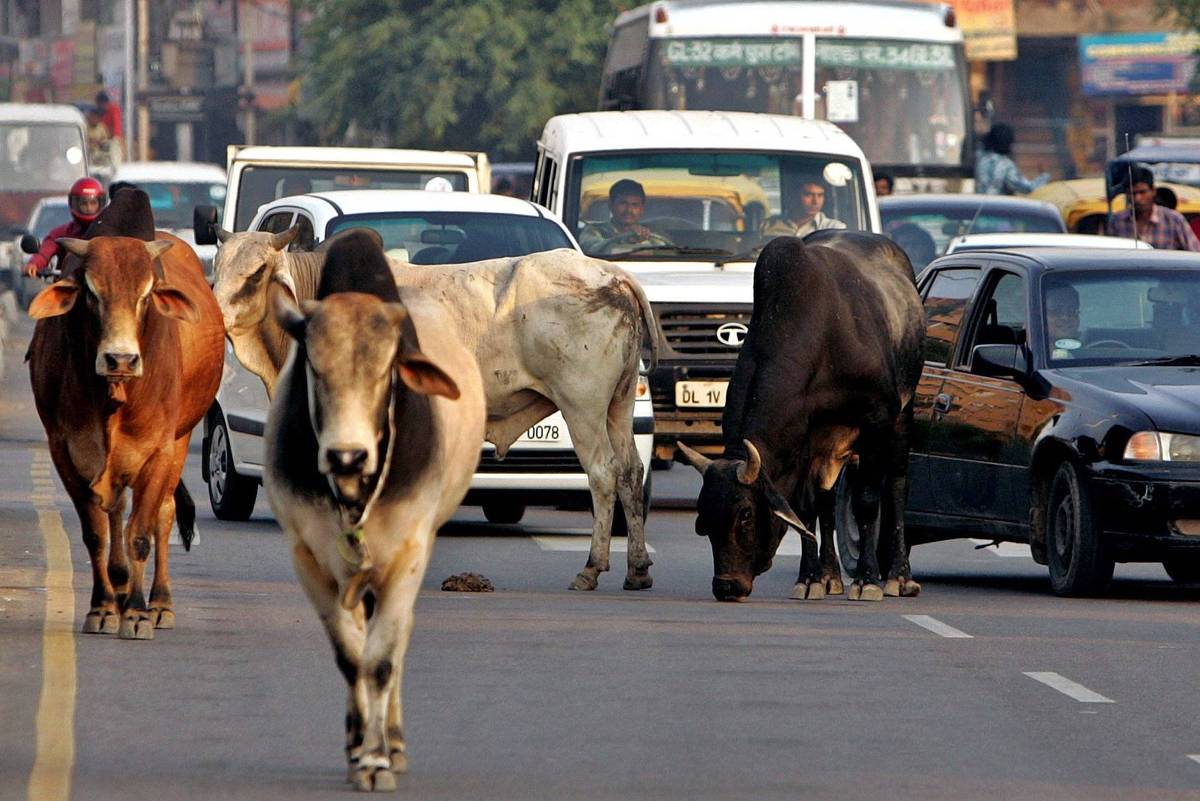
[{"left": 599, "top": 1, "right": 972, "bottom": 191}]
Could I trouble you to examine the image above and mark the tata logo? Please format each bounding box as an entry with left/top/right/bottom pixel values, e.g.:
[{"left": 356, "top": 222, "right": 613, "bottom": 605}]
[{"left": 716, "top": 322, "right": 748, "bottom": 347}]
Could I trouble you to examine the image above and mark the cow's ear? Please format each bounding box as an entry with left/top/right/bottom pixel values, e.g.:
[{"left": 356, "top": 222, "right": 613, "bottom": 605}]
[
  {"left": 152, "top": 283, "right": 200, "bottom": 323},
  {"left": 144, "top": 240, "right": 174, "bottom": 260},
  {"left": 397, "top": 351, "right": 460, "bottom": 400},
  {"left": 269, "top": 280, "right": 307, "bottom": 339},
  {"left": 28, "top": 278, "right": 80, "bottom": 319},
  {"left": 56, "top": 238, "right": 90, "bottom": 258}
]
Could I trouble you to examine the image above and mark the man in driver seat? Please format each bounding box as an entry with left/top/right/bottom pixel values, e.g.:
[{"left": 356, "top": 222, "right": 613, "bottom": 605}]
[
  {"left": 579, "top": 179, "right": 672, "bottom": 255},
  {"left": 1046, "top": 284, "right": 1081, "bottom": 359}
]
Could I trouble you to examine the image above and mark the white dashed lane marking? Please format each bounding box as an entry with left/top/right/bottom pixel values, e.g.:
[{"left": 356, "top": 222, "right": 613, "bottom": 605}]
[
  {"left": 533, "top": 536, "right": 656, "bottom": 553},
  {"left": 903, "top": 614, "right": 973, "bottom": 639},
  {"left": 1024, "top": 672, "right": 1114, "bottom": 703},
  {"left": 1188, "top": 755, "right": 1200, "bottom": 766},
  {"left": 969, "top": 539, "right": 1033, "bottom": 558}
]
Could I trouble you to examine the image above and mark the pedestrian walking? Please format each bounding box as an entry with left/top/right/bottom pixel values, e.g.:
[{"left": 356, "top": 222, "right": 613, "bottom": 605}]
[
  {"left": 975, "top": 123, "right": 1049, "bottom": 196},
  {"left": 1105, "top": 166, "right": 1200, "bottom": 251}
]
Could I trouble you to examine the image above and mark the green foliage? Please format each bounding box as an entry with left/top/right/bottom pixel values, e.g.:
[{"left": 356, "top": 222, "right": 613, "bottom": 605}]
[{"left": 296, "top": 0, "right": 630, "bottom": 160}]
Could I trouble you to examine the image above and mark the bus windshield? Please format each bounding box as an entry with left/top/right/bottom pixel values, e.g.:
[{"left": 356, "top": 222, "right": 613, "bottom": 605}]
[
  {"left": 642, "top": 36, "right": 968, "bottom": 173},
  {"left": 566, "top": 151, "right": 868, "bottom": 260}
]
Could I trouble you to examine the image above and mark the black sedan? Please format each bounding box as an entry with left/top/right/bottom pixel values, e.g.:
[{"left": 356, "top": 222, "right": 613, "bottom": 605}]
[
  {"left": 880, "top": 194, "right": 1066, "bottom": 273},
  {"left": 842, "top": 248, "right": 1200, "bottom": 596}
]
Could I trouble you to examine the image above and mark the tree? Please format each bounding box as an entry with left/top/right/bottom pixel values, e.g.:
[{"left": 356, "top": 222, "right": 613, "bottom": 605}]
[{"left": 296, "top": 0, "right": 630, "bottom": 160}]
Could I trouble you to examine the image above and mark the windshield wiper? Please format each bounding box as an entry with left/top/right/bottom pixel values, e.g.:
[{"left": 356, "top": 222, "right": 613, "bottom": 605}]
[
  {"left": 715, "top": 247, "right": 763, "bottom": 265},
  {"left": 616, "top": 245, "right": 734, "bottom": 258},
  {"left": 1127, "top": 354, "right": 1200, "bottom": 366}
]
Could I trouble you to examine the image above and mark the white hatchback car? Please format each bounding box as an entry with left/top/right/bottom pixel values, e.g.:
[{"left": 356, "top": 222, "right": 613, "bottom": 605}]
[
  {"left": 202, "top": 190, "right": 655, "bottom": 528},
  {"left": 944, "top": 232, "right": 1154, "bottom": 255}
]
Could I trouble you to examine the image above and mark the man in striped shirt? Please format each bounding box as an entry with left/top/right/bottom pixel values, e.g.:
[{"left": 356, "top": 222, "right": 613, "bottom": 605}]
[{"left": 1106, "top": 166, "right": 1200, "bottom": 251}]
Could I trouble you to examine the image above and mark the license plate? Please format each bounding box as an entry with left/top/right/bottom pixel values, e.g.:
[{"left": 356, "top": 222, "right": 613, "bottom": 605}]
[
  {"left": 519, "top": 422, "right": 564, "bottom": 443},
  {"left": 676, "top": 380, "right": 728, "bottom": 408}
]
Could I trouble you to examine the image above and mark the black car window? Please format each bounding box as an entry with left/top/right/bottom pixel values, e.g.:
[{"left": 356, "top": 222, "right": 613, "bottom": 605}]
[
  {"left": 259, "top": 210, "right": 294, "bottom": 234},
  {"left": 290, "top": 213, "right": 316, "bottom": 252},
  {"left": 921, "top": 267, "right": 981, "bottom": 365},
  {"left": 958, "top": 271, "right": 1026, "bottom": 368}
]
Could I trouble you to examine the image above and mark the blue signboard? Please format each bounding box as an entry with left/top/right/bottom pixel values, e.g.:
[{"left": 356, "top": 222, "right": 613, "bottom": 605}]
[{"left": 1079, "top": 32, "right": 1200, "bottom": 96}]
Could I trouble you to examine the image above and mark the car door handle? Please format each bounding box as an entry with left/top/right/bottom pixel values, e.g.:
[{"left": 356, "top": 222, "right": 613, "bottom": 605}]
[{"left": 933, "top": 393, "right": 953, "bottom": 414}]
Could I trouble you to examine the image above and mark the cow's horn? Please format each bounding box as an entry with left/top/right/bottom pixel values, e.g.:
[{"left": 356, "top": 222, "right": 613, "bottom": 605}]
[
  {"left": 216, "top": 227, "right": 234, "bottom": 243},
  {"left": 270, "top": 223, "right": 301, "bottom": 251},
  {"left": 737, "top": 439, "right": 762, "bottom": 485},
  {"left": 676, "top": 441, "right": 712, "bottom": 474},
  {"left": 56, "top": 238, "right": 90, "bottom": 258}
]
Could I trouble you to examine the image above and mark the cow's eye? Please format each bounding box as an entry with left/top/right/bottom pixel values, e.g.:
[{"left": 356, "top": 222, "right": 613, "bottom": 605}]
[{"left": 246, "top": 264, "right": 267, "bottom": 283}]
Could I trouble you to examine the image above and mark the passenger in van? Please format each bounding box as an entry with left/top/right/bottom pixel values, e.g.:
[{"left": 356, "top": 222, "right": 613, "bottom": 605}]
[
  {"left": 759, "top": 175, "right": 846, "bottom": 238},
  {"left": 278, "top": 176, "right": 313, "bottom": 198},
  {"left": 578, "top": 179, "right": 672, "bottom": 255}
]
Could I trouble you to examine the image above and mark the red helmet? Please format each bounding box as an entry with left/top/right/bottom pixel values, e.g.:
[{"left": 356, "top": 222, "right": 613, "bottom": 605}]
[{"left": 68, "top": 177, "right": 106, "bottom": 224}]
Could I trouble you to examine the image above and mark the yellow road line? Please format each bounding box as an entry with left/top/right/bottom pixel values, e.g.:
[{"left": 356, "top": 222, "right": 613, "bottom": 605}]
[{"left": 26, "top": 450, "right": 75, "bottom": 801}]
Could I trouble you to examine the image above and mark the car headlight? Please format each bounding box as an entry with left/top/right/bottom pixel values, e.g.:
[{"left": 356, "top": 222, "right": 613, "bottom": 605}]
[{"left": 1123, "top": 431, "right": 1200, "bottom": 462}]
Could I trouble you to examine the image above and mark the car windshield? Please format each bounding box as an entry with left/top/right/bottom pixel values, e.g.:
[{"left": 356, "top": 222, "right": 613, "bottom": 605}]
[
  {"left": 1044, "top": 270, "right": 1200, "bottom": 365},
  {"left": 30, "top": 200, "right": 71, "bottom": 240},
  {"left": 884, "top": 205, "right": 1064, "bottom": 270},
  {"left": 567, "top": 151, "right": 868, "bottom": 260},
  {"left": 325, "top": 211, "right": 573, "bottom": 264},
  {"left": 138, "top": 181, "right": 227, "bottom": 229},
  {"left": 235, "top": 167, "right": 469, "bottom": 229},
  {"left": 0, "top": 123, "right": 87, "bottom": 191}
]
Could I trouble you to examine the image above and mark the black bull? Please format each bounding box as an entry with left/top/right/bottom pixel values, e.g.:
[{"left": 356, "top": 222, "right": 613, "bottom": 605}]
[{"left": 679, "top": 232, "right": 925, "bottom": 602}]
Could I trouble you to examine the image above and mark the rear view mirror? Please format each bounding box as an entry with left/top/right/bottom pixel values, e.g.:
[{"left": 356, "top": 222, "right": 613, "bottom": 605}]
[
  {"left": 20, "top": 234, "right": 39, "bottom": 255},
  {"left": 193, "top": 205, "right": 219, "bottom": 246},
  {"left": 420, "top": 228, "right": 465, "bottom": 245},
  {"left": 971, "top": 343, "right": 1029, "bottom": 379}
]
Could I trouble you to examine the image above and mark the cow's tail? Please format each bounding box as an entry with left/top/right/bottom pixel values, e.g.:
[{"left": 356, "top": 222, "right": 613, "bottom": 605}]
[
  {"left": 174, "top": 481, "right": 197, "bottom": 552},
  {"left": 626, "top": 274, "right": 660, "bottom": 372}
]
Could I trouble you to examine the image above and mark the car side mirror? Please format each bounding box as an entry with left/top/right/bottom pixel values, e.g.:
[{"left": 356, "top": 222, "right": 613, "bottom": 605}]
[
  {"left": 971, "top": 343, "right": 1029, "bottom": 379},
  {"left": 20, "top": 233, "right": 40, "bottom": 255},
  {"left": 193, "top": 204, "right": 219, "bottom": 246}
]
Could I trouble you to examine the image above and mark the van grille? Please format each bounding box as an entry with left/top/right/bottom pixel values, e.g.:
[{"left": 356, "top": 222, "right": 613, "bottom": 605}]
[
  {"left": 476, "top": 451, "right": 584, "bottom": 473},
  {"left": 657, "top": 307, "right": 752, "bottom": 357}
]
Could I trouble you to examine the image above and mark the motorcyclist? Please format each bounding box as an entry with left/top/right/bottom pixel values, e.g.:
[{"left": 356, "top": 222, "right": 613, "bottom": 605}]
[{"left": 23, "top": 177, "right": 107, "bottom": 277}]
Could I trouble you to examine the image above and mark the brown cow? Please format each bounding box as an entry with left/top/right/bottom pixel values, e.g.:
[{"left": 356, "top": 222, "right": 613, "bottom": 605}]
[{"left": 27, "top": 233, "right": 224, "bottom": 639}]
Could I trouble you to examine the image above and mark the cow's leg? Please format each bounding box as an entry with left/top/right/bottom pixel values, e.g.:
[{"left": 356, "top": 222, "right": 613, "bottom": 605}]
[
  {"left": 816, "top": 488, "right": 844, "bottom": 595},
  {"left": 49, "top": 441, "right": 120, "bottom": 634},
  {"left": 120, "top": 451, "right": 177, "bottom": 639},
  {"left": 148, "top": 438, "right": 193, "bottom": 628},
  {"left": 559, "top": 404, "right": 619, "bottom": 591},
  {"left": 106, "top": 489, "right": 129, "bottom": 607},
  {"left": 607, "top": 384, "right": 652, "bottom": 590},
  {"left": 354, "top": 532, "right": 434, "bottom": 791},
  {"left": 847, "top": 455, "right": 885, "bottom": 602},
  {"left": 790, "top": 507, "right": 826, "bottom": 600},
  {"left": 883, "top": 409, "right": 920, "bottom": 598},
  {"left": 291, "top": 541, "right": 369, "bottom": 783}
]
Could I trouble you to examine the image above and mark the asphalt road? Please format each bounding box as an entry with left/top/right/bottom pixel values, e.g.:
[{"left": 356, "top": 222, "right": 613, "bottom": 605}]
[{"left": 2, "top": 319, "right": 1199, "bottom": 801}]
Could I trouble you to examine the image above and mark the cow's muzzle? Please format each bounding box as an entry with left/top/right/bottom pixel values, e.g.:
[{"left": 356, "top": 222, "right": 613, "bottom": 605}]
[
  {"left": 712, "top": 575, "right": 752, "bottom": 602},
  {"left": 99, "top": 351, "right": 142, "bottom": 379},
  {"left": 325, "top": 447, "right": 368, "bottom": 476}
]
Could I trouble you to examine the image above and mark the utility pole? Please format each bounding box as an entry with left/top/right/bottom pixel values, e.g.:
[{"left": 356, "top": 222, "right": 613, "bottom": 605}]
[
  {"left": 242, "top": 2, "right": 256, "bottom": 146},
  {"left": 123, "top": 0, "right": 135, "bottom": 161},
  {"left": 136, "top": 0, "right": 150, "bottom": 160}
]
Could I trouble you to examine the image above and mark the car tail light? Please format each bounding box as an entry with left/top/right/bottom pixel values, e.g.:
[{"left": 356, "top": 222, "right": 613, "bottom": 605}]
[{"left": 636, "top": 375, "right": 650, "bottom": 399}]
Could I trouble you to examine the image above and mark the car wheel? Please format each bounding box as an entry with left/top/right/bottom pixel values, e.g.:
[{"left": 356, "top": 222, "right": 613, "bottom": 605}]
[
  {"left": 834, "top": 463, "right": 888, "bottom": 577},
  {"left": 206, "top": 417, "right": 258, "bottom": 521},
  {"left": 482, "top": 501, "right": 526, "bottom": 525},
  {"left": 1162, "top": 554, "right": 1200, "bottom": 583},
  {"left": 612, "top": 472, "right": 652, "bottom": 538},
  {"left": 1045, "top": 461, "right": 1113, "bottom": 596}
]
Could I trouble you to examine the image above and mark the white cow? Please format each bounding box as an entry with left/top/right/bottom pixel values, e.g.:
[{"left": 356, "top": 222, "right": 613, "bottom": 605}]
[
  {"left": 264, "top": 231, "right": 486, "bottom": 790},
  {"left": 214, "top": 226, "right": 658, "bottom": 591}
]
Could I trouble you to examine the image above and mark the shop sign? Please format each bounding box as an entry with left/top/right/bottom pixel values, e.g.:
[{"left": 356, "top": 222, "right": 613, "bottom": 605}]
[
  {"left": 147, "top": 93, "right": 204, "bottom": 122},
  {"left": 950, "top": 0, "right": 1017, "bottom": 61},
  {"left": 1080, "top": 32, "right": 1200, "bottom": 96}
]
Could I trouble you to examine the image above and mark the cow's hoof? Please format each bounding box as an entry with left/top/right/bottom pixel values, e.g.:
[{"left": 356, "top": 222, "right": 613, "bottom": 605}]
[
  {"left": 389, "top": 750, "right": 408, "bottom": 775},
  {"left": 848, "top": 582, "right": 884, "bottom": 602},
  {"left": 823, "top": 575, "right": 845, "bottom": 595},
  {"left": 151, "top": 608, "right": 175, "bottom": 629},
  {"left": 82, "top": 612, "right": 103, "bottom": 634},
  {"left": 789, "top": 581, "right": 824, "bottom": 600},
  {"left": 623, "top": 572, "right": 653, "bottom": 591},
  {"left": 352, "top": 766, "right": 396, "bottom": 792},
  {"left": 900, "top": 578, "right": 922, "bottom": 597},
  {"left": 884, "top": 579, "right": 901, "bottom": 597},
  {"left": 119, "top": 615, "right": 155, "bottom": 640},
  {"left": 569, "top": 573, "right": 598, "bottom": 591}
]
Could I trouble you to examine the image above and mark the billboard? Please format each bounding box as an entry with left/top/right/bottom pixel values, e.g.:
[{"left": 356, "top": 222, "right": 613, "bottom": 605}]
[{"left": 1080, "top": 32, "right": 1200, "bottom": 96}]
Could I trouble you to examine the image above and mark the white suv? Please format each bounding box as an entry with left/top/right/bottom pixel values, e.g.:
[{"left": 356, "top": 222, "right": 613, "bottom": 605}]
[{"left": 203, "top": 190, "right": 654, "bottom": 528}]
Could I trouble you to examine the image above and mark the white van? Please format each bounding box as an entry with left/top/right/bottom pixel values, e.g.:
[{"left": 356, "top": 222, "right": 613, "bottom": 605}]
[
  {"left": 194, "top": 145, "right": 491, "bottom": 241},
  {"left": 533, "top": 109, "right": 876, "bottom": 461}
]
